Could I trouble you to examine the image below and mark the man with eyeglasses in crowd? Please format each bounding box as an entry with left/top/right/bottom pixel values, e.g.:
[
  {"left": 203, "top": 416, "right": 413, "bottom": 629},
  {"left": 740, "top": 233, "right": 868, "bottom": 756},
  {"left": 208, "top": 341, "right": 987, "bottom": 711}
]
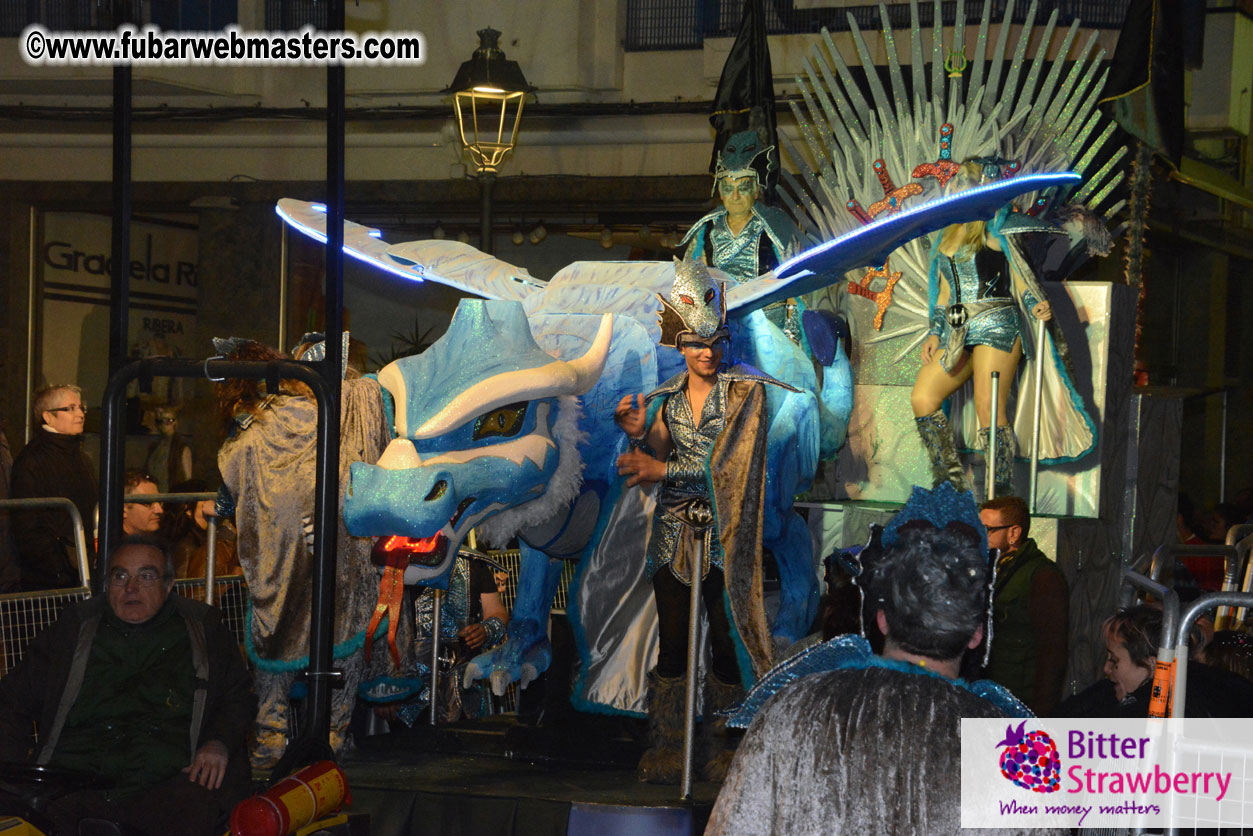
[
  {"left": 0, "top": 534, "right": 254, "bottom": 835},
  {"left": 979, "top": 494, "right": 1069, "bottom": 716},
  {"left": 9, "top": 384, "right": 97, "bottom": 590}
]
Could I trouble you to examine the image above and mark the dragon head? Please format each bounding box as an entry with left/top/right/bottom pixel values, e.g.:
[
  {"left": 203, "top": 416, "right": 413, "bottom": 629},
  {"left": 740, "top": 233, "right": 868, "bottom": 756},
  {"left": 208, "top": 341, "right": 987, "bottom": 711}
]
[{"left": 345, "top": 299, "right": 612, "bottom": 586}]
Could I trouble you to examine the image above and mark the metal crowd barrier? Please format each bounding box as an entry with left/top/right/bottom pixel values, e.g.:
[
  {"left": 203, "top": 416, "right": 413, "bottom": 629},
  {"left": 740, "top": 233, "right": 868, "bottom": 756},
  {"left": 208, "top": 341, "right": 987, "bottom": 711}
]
[
  {"left": 0, "top": 575, "right": 250, "bottom": 680},
  {"left": 0, "top": 492, "right": 250, "bottom": 679},
  {"left": 422, "top": 549, "right": 575, "bottom": 719},
  {"left": 1123, "top": 543, "right": 1242, "bottom": 628},
  {"left": 1158, "top": 589, "right": 1253, "bottom": 836},
  {"left": 0, "top": 497, "right": 92, "bottom": 589},
  {"left": 1169, "top": 589, "right": 1253, "bottom": 720},
  {"left": 1227, "top": 524, "right": 1253, "bottom": 625}
]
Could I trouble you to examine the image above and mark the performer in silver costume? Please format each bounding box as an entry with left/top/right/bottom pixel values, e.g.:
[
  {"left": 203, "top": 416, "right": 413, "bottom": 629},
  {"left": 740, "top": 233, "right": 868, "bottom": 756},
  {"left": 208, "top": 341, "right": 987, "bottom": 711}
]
[
  {"left": 615, "top": 257, "right": 794, "bottom": 784},
  {"left": 680, "top": 130, "right": 802, "bottom": 341},
  {"left": 214, "top": 336, "right": 389, "bottom": 769},
  {"left": 911, "top": 158, "right": 1093, "bottom": 496},
  {"left": 706, "top": 484, "right": 1063, "bottom": 836}
]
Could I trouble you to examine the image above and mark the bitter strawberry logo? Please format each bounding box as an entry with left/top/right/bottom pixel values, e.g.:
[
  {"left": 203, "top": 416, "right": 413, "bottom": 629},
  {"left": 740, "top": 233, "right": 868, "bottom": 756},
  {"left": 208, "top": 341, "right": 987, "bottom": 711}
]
[{"left": 996, "top": 721, "right": 1061, "bottom": 793}]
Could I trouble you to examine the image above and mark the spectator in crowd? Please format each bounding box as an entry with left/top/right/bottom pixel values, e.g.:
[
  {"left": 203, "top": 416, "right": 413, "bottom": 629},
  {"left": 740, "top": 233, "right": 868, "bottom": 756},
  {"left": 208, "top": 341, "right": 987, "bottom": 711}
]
[
  {"left": 1178, "top": 493, "right": 1205, "bottom": 545},
  {"left": 122, "top": 469, "right": 163, "bottom": 537},
  {"left": 0, "top": 422, "right": 20, "bottom": 592},
  {"left": 161, "top": 478, "right": 240, "bottom": 580},
  {"left": 145, "top": 405, "right": 193, "bottom": 494},
  {"left": 1212, "top": 503, "right": 1243, "bottom": 543},
  {"left": 0, "top": 535, "right": 254, "bottom": 835},
  {"left": 707, "top": 484, "right": 1054, "bottom": 836},
  {"left": 1057, "top": 605, "right": 1253, "bottom": 718},
  {"left": 1200, "top": 630, "right": 1253, "bottom": 683},
  {"left": 1177, "top": 493, "right": 1226, "bottom": 593},
  {"left": 980, "top": 495, "right": 1069, "bottom": 716},
  {"left": 10, "top": 384, "right": 97, "bottom": 590}
]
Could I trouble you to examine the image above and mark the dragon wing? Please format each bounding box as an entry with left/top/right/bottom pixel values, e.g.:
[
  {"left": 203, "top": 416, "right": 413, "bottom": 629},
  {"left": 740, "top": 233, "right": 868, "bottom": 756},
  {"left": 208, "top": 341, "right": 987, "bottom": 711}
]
[
  {"left": 276, "top": 198, "right": 543, "bottom": 302},
  {"left": 725, "top": 171, "right": 1080, "bottom": 317}
]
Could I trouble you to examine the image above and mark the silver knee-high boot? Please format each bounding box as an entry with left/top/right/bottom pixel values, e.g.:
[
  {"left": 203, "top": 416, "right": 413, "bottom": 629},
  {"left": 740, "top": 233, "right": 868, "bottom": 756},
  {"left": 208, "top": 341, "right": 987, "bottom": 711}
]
[
  {"left": 915, "top": 409, "right": 971, "bottom": 492},
  {"left": 977, "top": 425, "right": 1018, "bottom": 497}
]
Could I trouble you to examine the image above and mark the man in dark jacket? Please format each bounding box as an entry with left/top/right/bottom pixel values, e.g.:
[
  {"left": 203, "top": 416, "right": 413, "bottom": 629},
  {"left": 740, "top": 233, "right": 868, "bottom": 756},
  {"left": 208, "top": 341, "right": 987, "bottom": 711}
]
[
  {"left": 0, "top": 423, "right": 20, "bottom": 592},
  {"left": 0, "top": 535, "right": 255, "bottom": 836},
  {"left": 9, "top": 384, "right": 97, "bottom": 590},
  {"left": 981, "top": 494, "right": 1069, "bottom": 716}
]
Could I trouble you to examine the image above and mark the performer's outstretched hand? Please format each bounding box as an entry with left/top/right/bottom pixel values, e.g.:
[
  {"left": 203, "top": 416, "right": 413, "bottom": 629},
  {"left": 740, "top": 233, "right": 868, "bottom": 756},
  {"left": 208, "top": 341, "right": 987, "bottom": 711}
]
[
  {"left": 617, "top": 448, "right": 665, "bottom": 488},
  {"left": 920, "top": 335, "right": 940, "bottom": 365},
  {"left": 614, "top": 393, "right": 648, "bottom": 438},
  {"left": 1031, "top": 300, "right": 1052, "bottom": 321}
]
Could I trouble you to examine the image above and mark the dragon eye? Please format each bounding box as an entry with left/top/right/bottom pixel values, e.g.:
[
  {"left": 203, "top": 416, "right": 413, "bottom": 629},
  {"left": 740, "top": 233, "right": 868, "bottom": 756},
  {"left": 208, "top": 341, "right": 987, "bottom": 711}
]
[
  {"left": 704, "top": 289, "right": 715, "bottom": 304},
  {"left": 472, "top": 402, "right": 529, "bottom": 440},
  {"left": 679, "top": 294, "right": 694, "bottom": 305}
]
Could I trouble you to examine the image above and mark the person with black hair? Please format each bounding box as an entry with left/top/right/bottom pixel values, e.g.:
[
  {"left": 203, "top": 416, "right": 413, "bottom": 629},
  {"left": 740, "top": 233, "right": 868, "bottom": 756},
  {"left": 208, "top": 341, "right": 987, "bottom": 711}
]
[
  {"left": 161, "top": 478, "right": 240, "bottom": 580},
  {"left": 708, "top": 484, "right": 1056, "bottom": 836},
  {"left": 0, "top": 534, "right": 254, "bottom": 835}
]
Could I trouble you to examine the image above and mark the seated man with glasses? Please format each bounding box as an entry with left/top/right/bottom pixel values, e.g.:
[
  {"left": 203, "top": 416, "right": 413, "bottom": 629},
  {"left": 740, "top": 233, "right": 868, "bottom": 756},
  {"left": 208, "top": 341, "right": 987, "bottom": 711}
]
[
  {"left": 0, "top": 534, "right": 255, "bottom": 835},
  {"left": 9, "top": 384, "right": 97, "bottom": 590}
]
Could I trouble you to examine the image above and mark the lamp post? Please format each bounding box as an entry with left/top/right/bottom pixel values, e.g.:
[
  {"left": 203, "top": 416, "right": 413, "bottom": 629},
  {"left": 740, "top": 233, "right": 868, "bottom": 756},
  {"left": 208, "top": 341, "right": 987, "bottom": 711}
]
[{"left": 446, "top": 28, "right": 535, "bottom": 255}]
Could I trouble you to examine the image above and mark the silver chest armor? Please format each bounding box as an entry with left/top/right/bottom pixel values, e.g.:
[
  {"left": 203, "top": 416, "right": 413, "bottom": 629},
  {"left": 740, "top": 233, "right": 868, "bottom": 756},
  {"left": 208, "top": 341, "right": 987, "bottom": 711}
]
[{"left": 645, "top": 377, "right": 728, "bottom": 582}]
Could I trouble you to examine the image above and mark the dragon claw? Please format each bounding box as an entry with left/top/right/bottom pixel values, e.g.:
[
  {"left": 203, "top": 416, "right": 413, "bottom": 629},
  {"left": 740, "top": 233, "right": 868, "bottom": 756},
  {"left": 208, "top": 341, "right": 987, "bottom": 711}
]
[
  {"left": 490, "top": 668, "right": 513, "bottom": 697},
  {"left": 520, "top": 663, "right": 538, "bottom": 690},
  {"left": 463, "top": 662, "right": 484, "bottom": 689}
]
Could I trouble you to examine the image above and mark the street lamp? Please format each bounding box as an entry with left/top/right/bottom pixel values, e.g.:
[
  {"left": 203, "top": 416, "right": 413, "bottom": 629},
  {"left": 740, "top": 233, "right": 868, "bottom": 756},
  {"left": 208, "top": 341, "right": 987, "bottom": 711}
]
[{"left": 446, "top": 27, "right": 535, "bottom": 254}]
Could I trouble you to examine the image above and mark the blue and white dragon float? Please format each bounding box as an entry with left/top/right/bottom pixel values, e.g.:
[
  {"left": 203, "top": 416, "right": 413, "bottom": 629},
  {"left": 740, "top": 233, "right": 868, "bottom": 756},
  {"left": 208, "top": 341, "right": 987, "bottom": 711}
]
[{"left": 278, "top": 163, "right": 1076, "bottom": 712}]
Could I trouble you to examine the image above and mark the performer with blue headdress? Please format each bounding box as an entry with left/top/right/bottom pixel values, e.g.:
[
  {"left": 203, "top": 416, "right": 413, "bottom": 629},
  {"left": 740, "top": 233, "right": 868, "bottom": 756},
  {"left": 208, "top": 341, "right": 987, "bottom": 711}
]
[
  {"left": 681, "top": 131, "right": 802, "bottom": 342},
  {"left": 707, "top": 483, "right": 1060, "bottom": 836}
]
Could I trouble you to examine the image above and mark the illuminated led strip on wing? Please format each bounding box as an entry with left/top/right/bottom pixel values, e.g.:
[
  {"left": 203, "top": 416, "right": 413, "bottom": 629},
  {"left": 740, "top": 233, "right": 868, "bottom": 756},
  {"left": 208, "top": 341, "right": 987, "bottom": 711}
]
[
  {"left": 275, "top": 198, "right": 544, "bottom": 301},
  {"left": 715, "top": 172, "right": 1081, "bottom": 317},
  {"left": 275, "top": 199, "right": 424, "bottom": 284},
  {"left": 781, "top": 172, "right": 1077, "bottom": 278}
]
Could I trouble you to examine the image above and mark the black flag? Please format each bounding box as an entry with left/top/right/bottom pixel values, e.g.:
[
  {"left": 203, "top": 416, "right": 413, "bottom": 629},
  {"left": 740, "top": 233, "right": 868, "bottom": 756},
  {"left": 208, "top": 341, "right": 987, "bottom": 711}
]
[
  {"left": 1099, "top": 0, "right": 1201, "bottom": 168},
  {"left": 709, "top": 0, "right": 777, "bottom": 195}
]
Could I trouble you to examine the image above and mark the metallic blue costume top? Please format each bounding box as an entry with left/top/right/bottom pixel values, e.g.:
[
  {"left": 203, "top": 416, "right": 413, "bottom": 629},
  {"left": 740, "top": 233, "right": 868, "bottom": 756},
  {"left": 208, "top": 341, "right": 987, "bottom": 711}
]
[
  {"left": 928, "top": 247, "right": 1021, "bottom": 358},
  {"left": 680, "top": 204, "right": 796, "bottom": 284},
  {"left": 645, "top": 374, "right": 729, "bottom": 582}
]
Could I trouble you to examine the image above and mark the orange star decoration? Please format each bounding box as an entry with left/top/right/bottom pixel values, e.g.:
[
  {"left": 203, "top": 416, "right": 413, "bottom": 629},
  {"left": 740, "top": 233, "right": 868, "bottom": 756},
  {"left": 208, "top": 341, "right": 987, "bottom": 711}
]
[{"left": 847, "top": 262, "right": 902, "bottom": 330}]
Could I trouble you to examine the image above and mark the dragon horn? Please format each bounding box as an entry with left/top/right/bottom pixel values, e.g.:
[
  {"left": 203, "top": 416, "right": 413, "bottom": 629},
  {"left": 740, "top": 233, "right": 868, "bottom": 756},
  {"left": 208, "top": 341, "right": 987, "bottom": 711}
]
[{"left": 567, "top": 313, "right": 614, "bottom": 395}]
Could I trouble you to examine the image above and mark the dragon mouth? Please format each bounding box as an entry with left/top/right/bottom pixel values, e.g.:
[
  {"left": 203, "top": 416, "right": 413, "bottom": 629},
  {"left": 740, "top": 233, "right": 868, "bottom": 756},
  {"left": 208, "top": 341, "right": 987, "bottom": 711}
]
[
  {"left": 374, "top": 496, "right": 478, "bottom": 570},
  {"left": 448, "top": 496, "right": 476, "bottom": 530},
  {"left": 376, "top": 532, "right": 448, "bottom": 568}
]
